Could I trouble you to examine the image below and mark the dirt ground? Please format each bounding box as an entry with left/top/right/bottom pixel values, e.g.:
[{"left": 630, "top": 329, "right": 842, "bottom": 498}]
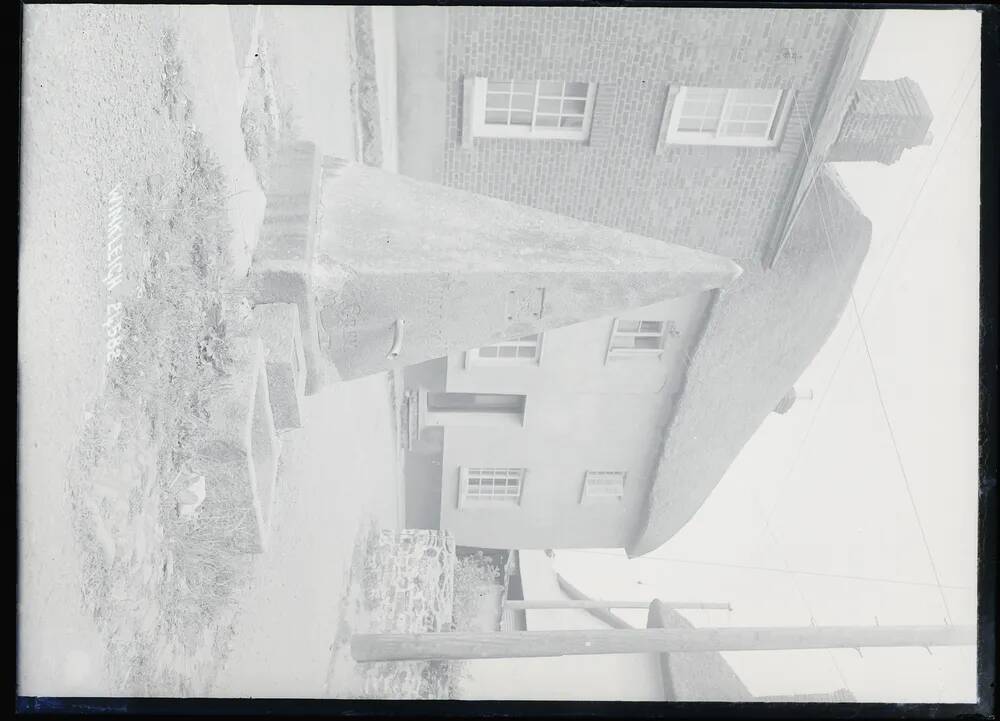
[
  {"left": 209, "top": 374, "right": 401, "bottom": 698},
  {"left": 260, "top": 5, "right": 358, "bottom": 160}
]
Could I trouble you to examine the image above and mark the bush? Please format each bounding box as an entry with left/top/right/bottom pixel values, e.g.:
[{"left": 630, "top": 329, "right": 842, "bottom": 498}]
[{"left": 452, "top": 551, "right": 501, "bottom": 632}]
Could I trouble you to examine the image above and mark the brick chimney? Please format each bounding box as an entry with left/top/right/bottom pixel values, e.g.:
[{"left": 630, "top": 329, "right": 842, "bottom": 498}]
[{"left": 828, "top": 77, "right": 934, "bottom": 165}]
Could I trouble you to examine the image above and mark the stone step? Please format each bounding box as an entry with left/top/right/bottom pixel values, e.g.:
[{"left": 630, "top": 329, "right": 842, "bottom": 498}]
[
  {"left": 196, "top": 337, "right": 280, "bottom": 553},
  {"left": 247, "top": 302, "right": 306, "bottom": 431},
  {"left": 248, "top": 140, "right": 327, "bottom": 395}
]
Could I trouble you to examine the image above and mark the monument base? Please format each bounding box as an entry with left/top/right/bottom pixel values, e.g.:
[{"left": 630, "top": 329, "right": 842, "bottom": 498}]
[
  {"left": 197, "top": 337, "right": 280, "bottom": 553},
  {"left": 248, "top": 302, "right": 307, "bottom": 431},
  {"left": 248, "top": 140, "right": 327, "bottom": 394}
]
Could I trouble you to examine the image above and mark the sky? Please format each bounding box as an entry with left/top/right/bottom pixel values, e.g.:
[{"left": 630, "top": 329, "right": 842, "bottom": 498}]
[{"left": 556, "top": 9, "right": 983, "bottom": 703}]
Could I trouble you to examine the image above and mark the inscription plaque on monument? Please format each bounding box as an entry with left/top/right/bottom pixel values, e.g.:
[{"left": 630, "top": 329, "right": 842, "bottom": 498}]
[{"left": 505, "top": 287, "right": 546, "bottom": 323}]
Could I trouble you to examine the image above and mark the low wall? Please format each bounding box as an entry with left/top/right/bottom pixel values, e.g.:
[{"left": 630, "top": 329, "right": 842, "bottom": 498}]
[
  {"left": 360, "top": 529, "right": 457, "bottom": 699},
  {"left": 366, "top": 529, "right": 455, "bottom": 633}
]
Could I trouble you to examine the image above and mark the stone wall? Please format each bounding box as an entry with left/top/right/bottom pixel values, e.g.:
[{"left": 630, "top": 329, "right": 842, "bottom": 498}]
[
  {"left": 365, "top": 529, "right": 456, "bottom": 633},
  {"left": 360, "top": 529, "right": 457, "bottom": 699}
]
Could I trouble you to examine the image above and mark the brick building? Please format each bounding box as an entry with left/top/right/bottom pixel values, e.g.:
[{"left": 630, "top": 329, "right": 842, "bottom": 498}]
[
  {"left": 387, "top": 7, "right": 936, "bottom": 555},
  {"left": 394, "top": 6, "right": 930, "bottom": 268}
]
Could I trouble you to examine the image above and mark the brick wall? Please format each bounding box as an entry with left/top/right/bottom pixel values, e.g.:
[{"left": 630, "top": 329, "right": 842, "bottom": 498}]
[
  {"left": 440, "top": 7, "right": 852, "bottom": 264},
  {"left": 828, "top": 77, "right": 934, "bottom": 164}
]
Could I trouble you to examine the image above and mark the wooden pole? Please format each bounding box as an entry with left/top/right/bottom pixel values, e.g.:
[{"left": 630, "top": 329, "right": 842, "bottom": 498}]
[
  {"left": 351, "top": 624, "right": 975, "bottom": 663},
  {"left": 503, "top": 600, "right": 730, "bottom": 611},
  {"left": 553, "top": 573, "right": 636, "bottom": 629}
]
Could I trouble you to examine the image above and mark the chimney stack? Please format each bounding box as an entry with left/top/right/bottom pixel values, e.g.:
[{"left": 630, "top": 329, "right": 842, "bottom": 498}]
[{"left": 828, "top": 77, "right": 934, "bottom": 165}]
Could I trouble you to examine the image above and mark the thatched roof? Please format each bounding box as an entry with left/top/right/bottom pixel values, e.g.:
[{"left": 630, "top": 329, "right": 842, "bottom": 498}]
[
  {"left": 646, "top": 600, "right": 857, "bottom": 702},
  {"left": 646, "top": 600, "right": 754, "bottom": 702},
  {"left": 629, "top": 165, "right": 872, "bottom": 556},
  {"left": 763, "top": 8, "right": 885, "bottom": 268},
  {"left": 628, "top": 10, "right": 885, "bottom": 556}
]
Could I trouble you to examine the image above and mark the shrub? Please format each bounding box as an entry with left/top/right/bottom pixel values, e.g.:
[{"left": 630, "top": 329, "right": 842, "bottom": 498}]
[{"left": 452, "top": 551, "right": 501, "bottom": 632}]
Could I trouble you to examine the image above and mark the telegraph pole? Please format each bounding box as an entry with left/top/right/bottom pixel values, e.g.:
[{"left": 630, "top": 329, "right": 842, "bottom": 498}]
[
  {"left": 503, "top": 600, "right": 731, "bottom": 611},
  {"left": 351, "top": 623, "right": 975, "bottom": 663}
]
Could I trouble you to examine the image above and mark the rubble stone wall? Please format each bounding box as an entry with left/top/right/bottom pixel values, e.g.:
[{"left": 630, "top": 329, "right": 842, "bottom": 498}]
[{"left": 365, "top": 529, "right": 456, "bottom": 633}]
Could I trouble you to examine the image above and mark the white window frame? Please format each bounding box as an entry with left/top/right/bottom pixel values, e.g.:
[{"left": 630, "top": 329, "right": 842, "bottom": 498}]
[
  {"left": 581, "top": 471, "right": 626, "bottom": 503},
  {"left": 664, "top": 86, "right": 793, "bottom": 147},
  {"left": 459, "top": 467, "right": 524, "bottom": 509},
  {"left": 469, "top": 77, "right": 597, "bottom": 141},
  {"left": 606, "top": 318, "right": 677, "bottom": 362},
  {"left": 465, "top": 334, "right": 543, "bottom": 368}
]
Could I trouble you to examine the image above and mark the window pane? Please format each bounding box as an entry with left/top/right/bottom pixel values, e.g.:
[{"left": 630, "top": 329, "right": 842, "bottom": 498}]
[
  {"left": 725, "top": 104, "right": 750, "bottom": 121},
  {"left": 585, "top": 471, "right": 625, "bottom": 498},
  {"left": 517, "top": 346, "right": 536, "bottom": 358},
  {"left": 616, "top": 320, "right": 640, "bottom": 333},
  {"left": 487, "top": 80, "right": 511, "bottom": 92},
  {"left": 677, "top": 117, "right": 704, "bottom": 133},
  {"left": 565, "top": 81, "right": 589, "bottom": 98},
  {"left": 560, "top": 116, "right": 583, "bottom": 128},
  {"left": 748, "top": 105, "right": 774, "bottom": 122},
  {"left": 635, "top": 336, "right": 661, "bottom": 349},
  {"left": 537, "top": 98, "right": 561, "bottom": 113},
  {"left": 478, "top": 346, "right": 498, "bottom": 358},
  {"left": 512, "top": 81, "right": 536, "bottom": 93},
  {"left": 683, "top": 100, "right": 708, "bottom": 117},
  {"left": 535, "top": 115, "right": 559, "bottom": 127},
  {"left": 700, "top": 116, "right": 720, "bottom": 132},
  {"left": 563, "top": 98, "right": 587, "bottom": 115},
  {"left": 485, "top": 109, "right": 508, "bottom": 125},
  {"left": 466, "top": 467, "right": 523, "bottom": 502},
  {"left": 639, "top": 321, "right": 663, "bottom": 333},
  {"left": 510, "top": 111, "right": 532, "bottom": 126},
  {"left": 511, "top": 93, "right": 534, "bottom": 111},
  {"left": 722, "top": 121, "right": 769, "bottom": 138},
  {"left": 538, "top": 81, "right": 564, "bottom": 95},
  {"left": 498, "top": 345, "right": 517, "bottom": 358},
  {"left": 486, "top": 93, "right": 510, "bottom": 109}
]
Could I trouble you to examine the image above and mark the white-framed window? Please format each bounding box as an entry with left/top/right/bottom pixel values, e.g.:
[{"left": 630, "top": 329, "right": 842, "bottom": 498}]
[
  {"left": 459, "top": 467, "right": 524, "bottom": 508},
  {"left": 664, "top": 86, "right": 792, "bottom": 147},
  {"left": 606, "top": 319, "right": 677, "bottom": 360},
  {"left": 466, "top": 334, "right": 542, "bottom": 367},
  {"left": 469, "top": 78, "right": 597, "bottom": 141},
  {"left": 581, "top": 471, "right": 626, "bottom": 502}
]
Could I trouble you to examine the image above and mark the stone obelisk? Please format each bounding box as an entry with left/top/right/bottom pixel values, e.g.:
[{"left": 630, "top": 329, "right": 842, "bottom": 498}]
[{"left": 249, "top": 143, "right": 742, "bottom": 391}]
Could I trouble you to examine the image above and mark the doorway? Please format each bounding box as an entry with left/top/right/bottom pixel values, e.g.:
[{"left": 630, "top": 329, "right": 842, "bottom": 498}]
[{"left": 422, "top": 392, "right": 527, "bottom": 427}]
